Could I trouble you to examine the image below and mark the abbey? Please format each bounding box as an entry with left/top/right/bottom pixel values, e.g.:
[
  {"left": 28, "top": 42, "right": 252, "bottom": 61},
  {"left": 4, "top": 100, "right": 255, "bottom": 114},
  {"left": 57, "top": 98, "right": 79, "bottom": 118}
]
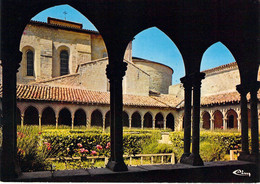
[{"left": 8, "top": 17, "right": 259, "bottom": 132}]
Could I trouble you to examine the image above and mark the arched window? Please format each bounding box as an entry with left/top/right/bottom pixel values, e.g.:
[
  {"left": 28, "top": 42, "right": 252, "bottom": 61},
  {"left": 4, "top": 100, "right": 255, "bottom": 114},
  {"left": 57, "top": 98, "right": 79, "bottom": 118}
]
[
  {"left": 60, "top": 50, "right": 69, "bottom": 76},
  {"left": 26, "top": 50, "right": 34, "bottom": 76}
]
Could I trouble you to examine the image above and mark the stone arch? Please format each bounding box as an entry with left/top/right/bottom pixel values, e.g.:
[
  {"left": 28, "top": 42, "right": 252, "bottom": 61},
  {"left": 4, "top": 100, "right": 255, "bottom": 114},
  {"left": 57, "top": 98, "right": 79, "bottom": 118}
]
[
  {"left": 213, "top": 110, "right": 223, "bottom": 129},
  {"left": 202, "top": 111, "right": 210, "bottom": 129},
  {"left": 58, "top": 108, "right": 71, "bottom": 126},
  {"left": 144, "top": 112, "right": 153, "bottom": 128},
  {"left": 16, "top": 107, "right": 21, "bottom": 125},
  {"left": 226, "top": 109, "right": 238, "bottom": 129},
  {"left": 122, "top": 111, "right": 129, "bottom": 127},
  {"left": 166, "top": 113, "right": 175, "bottom": 131},
  {"left": 24, "top": 106, "right": 39, "bottom": 125},
  {"left": 155, "top": 112, "right": 164, "bottom": 129},
  {"left": 74, "top": 108, "right": 86, "bottom": 126},
  {"left": 91, "top": 109, "right": 103, "bottom": 127},
  {"left": 131, "top": 111, "right": 141, "bottom": 128},
  {"left": 105, "top": 110, "right": 111, "bottom": 128},
  {"left": 42, "top": 107, "right": 56, "bottom": 126}
]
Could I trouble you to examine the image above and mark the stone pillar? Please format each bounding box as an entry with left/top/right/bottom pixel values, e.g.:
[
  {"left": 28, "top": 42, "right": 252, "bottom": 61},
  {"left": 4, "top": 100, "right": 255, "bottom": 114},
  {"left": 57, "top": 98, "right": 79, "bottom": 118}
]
[
  {"left": 249, "top": 83, "right": 260, "bottom": 156},
  {"left": 21, "top": 114, "right": 24, "bottom": 127},
  {"left": 86, "top": 116, "right": 91, "bottom": 128},
  {"left": 238, "top": 117, "right": 241, "bottom": 131},
  {"left": 210, "top": 118, "right": 214, "bottom": 131},
  {"left": 71, "top": 114, "right": 75, "bottom": 130},
  {"left": 190, "top": 73, "right": 205, "bottom": 166},
  {"left": 129, "top": 118, "right": 132, "bottom": 129},
  {"left": 223, "top": 118, "right": 228, "bottom": 130},
  {"left": 1, "top": 52, "right": 22, "bottom": 179},
  {"left": 105, "top": 60, "right": 128, "bottom": 171},
  {"left": 56, "top": 116, "right": 59, "bottom": 129},
  {"left": 163, "top": 118, "right": 166, "bottom": 130},
  {"left": 141, "top": 117, "right": 144, "bottom": 129},
  {"left": 39, "top": 114, "right": 42, "bottom": 131},
  {"left": 102, "top": 118, "right": 106, "bottom": 132},
  {"left": 236, "top": 85, "right": 249, "bottom": 156},
  {"left": 152, "top": 118, "right": 156, "bottom": 129},
  {"left": 180, "top": 75, "right": 192, "bottom": 163}
]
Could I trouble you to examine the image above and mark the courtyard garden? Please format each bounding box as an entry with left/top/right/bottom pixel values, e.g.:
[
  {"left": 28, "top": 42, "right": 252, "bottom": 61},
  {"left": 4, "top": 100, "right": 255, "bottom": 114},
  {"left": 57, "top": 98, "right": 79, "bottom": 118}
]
[{"left": 4, "top": 125, "right": 245, "bottom": 172}]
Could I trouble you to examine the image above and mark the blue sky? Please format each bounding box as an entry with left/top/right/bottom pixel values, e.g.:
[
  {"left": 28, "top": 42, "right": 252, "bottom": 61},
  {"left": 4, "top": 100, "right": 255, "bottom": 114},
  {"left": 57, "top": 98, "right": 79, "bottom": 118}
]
[{"left": 31, "top": 4, "right": 236, "bottom": 84}]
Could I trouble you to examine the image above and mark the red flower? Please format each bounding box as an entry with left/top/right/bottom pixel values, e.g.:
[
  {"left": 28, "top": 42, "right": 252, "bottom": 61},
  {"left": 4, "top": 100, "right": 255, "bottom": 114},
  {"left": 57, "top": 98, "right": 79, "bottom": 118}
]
[
  {"left": 106, "top": 142, "right": 111, "bottom": 149},
  {"left": 17, "top": 132, "right": 25, "bottom": 138},
  {"left": 96, "top": 145, "right": 103, "bottom": 150},
  {"left": 47, "top": 147, "right": 51, "bottom": 150},
  {"left": 80, "top": 148, "right": 86, "bottom": 153},
  {"left": 91, "top": 150, "right": 97, "bottom": 156},
  {"left": 77, "top": 143, "right": 83, "bottom": 148},
  {"left": 38, "top": 132, "right": 42, "bottom": 135}
]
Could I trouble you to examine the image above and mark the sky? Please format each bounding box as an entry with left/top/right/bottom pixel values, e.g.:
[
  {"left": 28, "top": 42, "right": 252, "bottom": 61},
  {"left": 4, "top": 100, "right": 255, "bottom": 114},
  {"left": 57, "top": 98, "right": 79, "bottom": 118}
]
[{"left": 31, "top": 5, "right": 236, "bottom": 85}]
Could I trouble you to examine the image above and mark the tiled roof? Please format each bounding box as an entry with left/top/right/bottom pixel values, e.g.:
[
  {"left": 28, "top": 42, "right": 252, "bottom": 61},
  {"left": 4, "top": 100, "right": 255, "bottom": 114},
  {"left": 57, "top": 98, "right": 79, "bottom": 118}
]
[
  {"left": 150, "top": 94, "right": 183, "bottom": 108},
  {"left": 0, "top": 84, "right": 176, "bottom": 108},
  {"left": 202, "top": 62, "right": 237, "bottom": 74},
  {"left": 201, "top": 91, "right": 260, "bottom": 106}
]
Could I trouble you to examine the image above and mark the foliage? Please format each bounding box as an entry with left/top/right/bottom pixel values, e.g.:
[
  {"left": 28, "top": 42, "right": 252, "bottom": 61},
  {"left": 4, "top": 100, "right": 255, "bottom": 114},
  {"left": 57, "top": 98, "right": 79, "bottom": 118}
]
[{"left": 17, "top": 125, "right": 51, "bottom": 171}]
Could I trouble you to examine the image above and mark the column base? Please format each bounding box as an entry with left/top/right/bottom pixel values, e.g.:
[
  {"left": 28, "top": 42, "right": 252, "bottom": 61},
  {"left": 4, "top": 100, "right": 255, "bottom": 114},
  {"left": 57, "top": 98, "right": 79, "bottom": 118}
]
[
  {"left": 238, "top": 152, "right": 259, "bottom": 163},
  {"left": 180, "top": 152, "right": 191, "bottom": 163},
  {"left": 180, "top": 153, "right": 204, "bottom": 166},
  {"left": 106, "top": 160, "right": 128, "bottom": 172}
]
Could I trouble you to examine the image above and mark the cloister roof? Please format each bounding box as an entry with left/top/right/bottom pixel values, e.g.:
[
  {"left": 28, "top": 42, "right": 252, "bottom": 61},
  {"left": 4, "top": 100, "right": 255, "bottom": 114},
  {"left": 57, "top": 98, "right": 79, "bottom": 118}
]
[{"left": 1, "top": 84, "right": 180, "bottom": 108}]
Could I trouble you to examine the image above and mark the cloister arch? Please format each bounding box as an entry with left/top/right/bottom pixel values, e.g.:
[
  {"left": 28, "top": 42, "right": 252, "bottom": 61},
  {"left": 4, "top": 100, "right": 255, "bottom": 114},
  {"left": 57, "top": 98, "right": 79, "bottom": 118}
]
[
  {"left": 166, "top": 113, "right": 174, "bottom": 131},
  {"left": 143, "top": 112, "right": 152, "bottom": 128},
  {"left": 226, "top": 109, "right": 238, "bottom": 129},
  {"left": 155, "top": 113, "right": 164, "bottom": 129},
  {"left": 131, "top": 111, "right": 141, "bottom": 128},
  {"left": 74, "top": 109, "right": 86, "bottom": 126},
  {"left": 58, "top": 108, "right": 71, "bottom": 126},
  {"left": 213, "top": 110, "right": 223, "bottom": 129},
  {"left": 24, "top": 106, "right": 39, "bottom": 125},
  {"left": 91, "top": 109, "right": 103, "bottom": 127},
  {"left": 42, "top": 107, "right": 56, "bottom": 126},
  {"left": 122, "top": 111, "right": 129, "bottom": 127},
  {"left": 202, "top": 111, "right": 210, "bottom": 129}
]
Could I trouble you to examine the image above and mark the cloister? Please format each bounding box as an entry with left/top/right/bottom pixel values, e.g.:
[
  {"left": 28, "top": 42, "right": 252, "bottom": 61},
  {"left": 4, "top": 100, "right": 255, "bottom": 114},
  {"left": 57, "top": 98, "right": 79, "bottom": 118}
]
[{"left": 1, "top": 0, "right": 259, "bottom": 182}]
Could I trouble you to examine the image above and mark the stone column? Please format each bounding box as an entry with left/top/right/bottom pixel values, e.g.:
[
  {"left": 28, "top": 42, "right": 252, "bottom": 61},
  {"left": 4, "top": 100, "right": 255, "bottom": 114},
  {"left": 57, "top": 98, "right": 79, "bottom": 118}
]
[
  {"left": 210, "top": 118, "right": 214, "bottom": 131},
  {"left": 39, "top": 114, "right": 42, "bottom": 131},
  {"left": 21, "top": 114, "right": 24, "bottom": 127},
  {"left": 71, "top": 114, "right": 75, "bottom": 130},
  {"left": 141, "top": 117, "right": 144, "bottom": 129},
  {"left": 1, "top": 52, "right": 22, "bottom": 179},
  {"left": 236, "top": 85, "right": 249, "bottom": 156},
  {"left": 180, "top": 75, "right": 192, "bottom": 163},
  {"left": 249, "top": 83, "right": 260, "bottom": 156},
  {"left": 56, "top": 116, "right": 59, "bottom": 129},
  {"left": 163, "top": 118, "right": 166, "bottom": 130},
  {"left": 129, "top": 118, "right": 132, "bottom": 129},
  {"left": 102, "top": 118, "right": 106, "bottom": 132},
  {"left": 105, "top": 60, "right": 128, "bottom": 171},
  {"left": 237, "top": 117, "right": 241, "bottom": 131},
  {"left": 190, "top": 73, "right": 205, "bottom": 166},
  {"left": 152, "top": 118, "right": 156, "bottom": 129},
  {"left": 223, "top": 118, "right": 228, "bottom": 130}
]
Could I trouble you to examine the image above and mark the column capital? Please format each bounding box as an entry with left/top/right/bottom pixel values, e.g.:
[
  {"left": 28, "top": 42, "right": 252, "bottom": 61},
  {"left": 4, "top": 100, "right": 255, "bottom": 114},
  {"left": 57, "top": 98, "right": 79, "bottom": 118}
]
[
  {"left": 180, "top": 75, "right": 192, "bottom": 89},
  {"left": 236, "top": 84, "right": 249, "bottom": 95},
  {"left": 249, "top": 81, "right": 260, "bottom": 93},
  {"left": 190, "top": 72, "right": 205, "bottom": 88},
  {"left": 106, "top": 62, "right": 128, "bottom": 81},
  {"left": 1, "top": 51, "right": 22, "bottom": 73}
]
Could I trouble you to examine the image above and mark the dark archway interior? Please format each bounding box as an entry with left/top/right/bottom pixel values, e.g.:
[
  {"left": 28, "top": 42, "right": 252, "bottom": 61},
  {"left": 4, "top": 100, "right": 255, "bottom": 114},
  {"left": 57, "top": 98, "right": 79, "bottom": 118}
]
[
  {"left": 58, "top": 108, "right": 71, "bottom": 126},
  {"left": 166, "top": 113, "right": 174, "bottom": 131},
  {"left": 144, "top": 112, "right": 152, "bottom": 128},
  {"left": 122, "top": 111, "right": 129, "bottom": 127},
  {"left": 214, "top": 111, "right": 223, "bottom": 129},
  {"left": 91, "top": 110, "right": 102, "bottom": 127},
  {"left": 105, "top": 111, "right": 111, "bottom": 128},
  {"left": 131, "top": 112, "right": 141, "bottom": 128},
  {"left": 155, "top": 113, "right": 163, "bottom": 129},
  {"left": 74, "top": 109, "right": 86, "bottom": 126},
  {"left": 202, "top": 112, "right": 210, "bottom": 129},
  {"left": 24, "top": 106, "right": 39, "bottom": 125},
  {"left": 42, "top": 107, "right": 55, "bottom": 126}
]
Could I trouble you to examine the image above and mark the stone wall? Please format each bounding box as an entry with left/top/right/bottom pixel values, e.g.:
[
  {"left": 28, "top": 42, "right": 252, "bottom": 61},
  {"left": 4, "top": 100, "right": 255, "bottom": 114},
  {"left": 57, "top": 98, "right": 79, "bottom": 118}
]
[{"left": 133, "top": 58, "right": 173, "bottom": 94}]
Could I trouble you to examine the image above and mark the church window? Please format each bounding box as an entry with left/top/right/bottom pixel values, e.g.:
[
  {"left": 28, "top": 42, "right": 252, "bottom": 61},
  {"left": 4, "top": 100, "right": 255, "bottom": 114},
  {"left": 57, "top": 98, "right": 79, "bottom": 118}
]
[
  {"left": 60, "top": 50, "right": 69, "bottom": 76},
  {"left": 26, "top": 50, "right": 34, "bottom": 76}
]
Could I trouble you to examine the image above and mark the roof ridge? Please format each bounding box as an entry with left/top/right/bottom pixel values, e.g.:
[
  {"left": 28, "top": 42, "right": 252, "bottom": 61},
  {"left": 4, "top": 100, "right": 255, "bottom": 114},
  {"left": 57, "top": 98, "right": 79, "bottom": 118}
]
[{"left": 202, "top": 62, "right": 237, "bottom": 74}]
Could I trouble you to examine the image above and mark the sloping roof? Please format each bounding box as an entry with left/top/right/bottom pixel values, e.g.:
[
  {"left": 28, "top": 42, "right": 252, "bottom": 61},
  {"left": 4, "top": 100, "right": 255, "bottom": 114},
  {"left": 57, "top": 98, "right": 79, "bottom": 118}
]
[
  {"left": 202, "top": 62, "right": 237, "bottom": 74},
  {"left": 150, "top": 94, "right": 183, "bottom": 108},
  {"left": 0, "top": 84, "right": 179, "bottom": 108},
  {"left": 201, "top": 91, "right": 260, "bottom": 106}
]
